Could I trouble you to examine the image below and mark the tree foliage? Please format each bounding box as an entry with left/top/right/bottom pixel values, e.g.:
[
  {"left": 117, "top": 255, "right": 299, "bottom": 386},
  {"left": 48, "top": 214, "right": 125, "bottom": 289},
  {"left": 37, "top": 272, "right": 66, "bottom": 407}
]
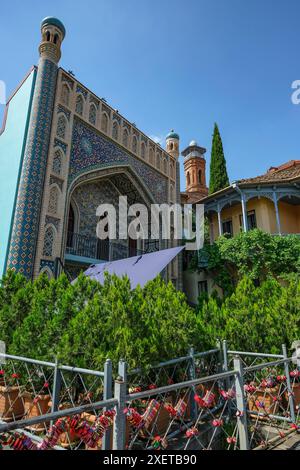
[
  {"left": 195, "top": 230, "right": 300, "bottom": 295},
  {"left": 197, "top": 275, "right": 300, "bottom": 354},
  {"left": 209, "top": 123, "right": 230, "bottom": 194}
]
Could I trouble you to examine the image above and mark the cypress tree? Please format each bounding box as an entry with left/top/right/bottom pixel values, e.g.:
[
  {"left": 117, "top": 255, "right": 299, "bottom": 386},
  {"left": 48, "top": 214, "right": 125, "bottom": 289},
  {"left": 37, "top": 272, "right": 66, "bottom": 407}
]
[{"left": 209, "top": 123, "right": 230, "bottom": 194}]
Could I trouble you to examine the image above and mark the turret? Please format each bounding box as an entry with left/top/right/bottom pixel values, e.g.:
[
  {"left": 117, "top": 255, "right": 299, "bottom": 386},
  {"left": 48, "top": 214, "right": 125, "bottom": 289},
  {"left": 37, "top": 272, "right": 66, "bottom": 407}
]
[{"left": 182, "top": 140, "right": 208, "bottom": 199}]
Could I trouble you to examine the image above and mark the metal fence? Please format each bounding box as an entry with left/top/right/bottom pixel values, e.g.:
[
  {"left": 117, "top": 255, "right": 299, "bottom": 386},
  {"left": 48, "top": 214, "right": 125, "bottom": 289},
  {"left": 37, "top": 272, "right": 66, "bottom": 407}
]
[{"left": 0, "top": 343, "right": 299, "bottom": 451}]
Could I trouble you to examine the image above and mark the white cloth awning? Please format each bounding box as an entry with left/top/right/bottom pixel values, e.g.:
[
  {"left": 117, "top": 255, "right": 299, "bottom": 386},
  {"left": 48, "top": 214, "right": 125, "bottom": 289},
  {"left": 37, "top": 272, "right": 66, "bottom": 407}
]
[{"left": 83, "top": 246, "right": 184, "bottom": 289}]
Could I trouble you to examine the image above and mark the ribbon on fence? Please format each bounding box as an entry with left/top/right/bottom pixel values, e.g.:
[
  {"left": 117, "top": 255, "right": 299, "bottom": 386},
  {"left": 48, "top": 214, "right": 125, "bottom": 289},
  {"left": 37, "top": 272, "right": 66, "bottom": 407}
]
[{"left": 0, "top": 410, "right": 115, "bottom": 451}]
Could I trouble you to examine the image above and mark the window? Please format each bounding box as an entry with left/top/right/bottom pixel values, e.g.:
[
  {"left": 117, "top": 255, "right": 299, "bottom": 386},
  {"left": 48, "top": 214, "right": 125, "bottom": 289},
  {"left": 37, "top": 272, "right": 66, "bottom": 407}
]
[
  {"left": 170, "top": 184, "right": 175, "bottom": 201},
  {"left": 61, "top": 84, "right": 70, "bottom": 106},
  {"left": 101, "top": 113, "right": 108, "bottom": 133},
  {"left": 89, "top": 104, "right": 97, "bottom": 125},
  {"left": 46, "top": 31, "right": 51, "bottom": 42},
  {"left": 75, "top": 94, "right": 84, "bottom": 115},
  {"left": 56, "top": 115, "right": 67, "bottom": 139},
  {"left": 52, "top": 149, "right": 62, "bottom": 175},
  {"left": 149, "top": 147, "right": 154, "bottom": 165},
  {"left": 239, "top": 210, "right": 257, "bottom": 230},
  {"left": 222, "top": 219, "right": 233, "bottom": 237},
  {"left": 187, "top": 171, "right": 190, "bottom": 186},
  {"left": 141, "top": 142, "right": 146, "bottom": 159},
  {"left": 43, "top": 226, "right": 55, "bottom": 257},
  {"left": 170, "top": 161, "right": 175, "bottom": 179},
  {"left": 112, "top": 121, "right": 119, "bottom": 140},
  {"left": 122, "top": 128, "right": 129, "bottom": 147},
  {"left": 53, "top": 34, "right": 59, "bottom": 45},
  {"left": 156, "top": 153, "right": 161, "bottom": 170},
  {"left": 163, "top": 158, "right": 167, "bottom": 174},
  {"left": 132, "top": 136, "right": 137, "bottom": 153},
  {"left": 198, "top": 169, "right": 202, "bottom": 184},
  {"left": 198, "top": 280, "right": 208, "bottom": 295},
  {"left": 48, "top": 186, "right": 59, "bottom": 215}
]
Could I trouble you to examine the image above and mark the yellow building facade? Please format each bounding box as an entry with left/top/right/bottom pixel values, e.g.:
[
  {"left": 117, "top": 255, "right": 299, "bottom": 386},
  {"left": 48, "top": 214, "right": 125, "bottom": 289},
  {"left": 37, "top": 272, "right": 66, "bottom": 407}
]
[{"left": 183, "top": 160, "right": 300, "bottom": 304}]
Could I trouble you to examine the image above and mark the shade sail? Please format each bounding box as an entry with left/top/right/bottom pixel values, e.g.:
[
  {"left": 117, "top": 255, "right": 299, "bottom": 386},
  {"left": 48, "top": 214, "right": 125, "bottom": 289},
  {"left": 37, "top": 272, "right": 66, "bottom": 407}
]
[{"left": 82, "top": 246, "right": 185, "bottom": 289}]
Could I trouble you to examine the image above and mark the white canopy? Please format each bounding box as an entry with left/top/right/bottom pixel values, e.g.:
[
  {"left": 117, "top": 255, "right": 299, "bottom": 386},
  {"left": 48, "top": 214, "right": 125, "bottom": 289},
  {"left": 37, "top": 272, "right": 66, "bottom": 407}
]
[{"left": 83, "top": 246, "right": 184, "bottom": 289}]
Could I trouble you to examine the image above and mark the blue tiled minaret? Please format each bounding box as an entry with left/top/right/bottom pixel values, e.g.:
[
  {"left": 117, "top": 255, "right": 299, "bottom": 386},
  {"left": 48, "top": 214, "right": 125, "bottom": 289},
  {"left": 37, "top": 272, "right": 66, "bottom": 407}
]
[{"left": 6, "top": 18, "right": 65, "bottom": 278}]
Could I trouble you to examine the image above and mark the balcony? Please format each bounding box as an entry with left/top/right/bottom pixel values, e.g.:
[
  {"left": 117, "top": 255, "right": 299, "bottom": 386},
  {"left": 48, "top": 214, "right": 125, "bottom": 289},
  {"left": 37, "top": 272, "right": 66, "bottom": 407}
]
[{"left": 66, "top": 232, "right": 110, "bottom": 262}]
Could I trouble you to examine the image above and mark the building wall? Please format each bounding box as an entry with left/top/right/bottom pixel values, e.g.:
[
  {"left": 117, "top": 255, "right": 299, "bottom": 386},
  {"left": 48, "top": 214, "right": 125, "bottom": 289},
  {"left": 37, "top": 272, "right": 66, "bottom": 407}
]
[
  {"left": 0, "top": 69, "right": 36, "bottom": 278},
  {"left": 183, "top": 270, "right": 222, "bottom": 305},
  {"left": 210, "top": 197, "right": 282, "bottom": 241},
  {"left": 279, "top": 201, "right": 300, "bottom": 234},
  {"left": 33, "top": 69, "right": 179, "bottom": 282}
]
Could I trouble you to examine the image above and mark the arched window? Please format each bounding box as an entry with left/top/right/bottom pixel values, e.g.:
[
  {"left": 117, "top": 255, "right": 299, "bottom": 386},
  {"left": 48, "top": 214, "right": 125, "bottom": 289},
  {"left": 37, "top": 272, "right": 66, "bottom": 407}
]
[
  {"left": 52, "top": 149, "right": 62, "bottom": 175},
  {"left": 61, "top": 84, "right": 70, "bottom": 107},
  {"left": 112, "top": 121, "right": 119, "bottom": 140},
  {"left": 48, "top": 186, "right": 59, "bottom": 215},
  {"left": 163, "top": 158, "right": 167, "bottom": 174},
  {"left": 141, "top": 142, "right": 146, "bottom": 159},
  {"left": 46, "top": 31, "right": 51, "bottom": 42},
  {"left": 56, "top": 114, "right": 67, "bottom": 139},
  {"left": 89, "top": 104, "right": 97, "bottom": 125},
  {"left": 156, "top": 153, "right": 161, "bottom": 170},
  {"left": 42, "top": 226, "right": 55, "bottom": 257},
  {"left": 132, "top": 136, "right": 138, "bottom": 154},
  {"left": 170, "top": 161, "right": 175, "bottom": 179},
  {"left": 101, "top": 113, "right": 108, "bottom": 133},
  {"left": 198, "top": 169, "right": 202, "bottom": 184},
  {"left": 170, "top": 184, "right": 175, "bottom": 201},
  {"left": 122, "top": 128, "right": 129, "bottom": 147},
  {"left": 53, "top": 34, "right": 59, "bottom": 45},
  {"left": 75, "top": 94, "right": 84, "bottom": 115},
  {"left": 149, "top": 147, "right": 154, "bottom": 165},
  {"left": 187, "top": 171, "right": 191, "bottom": 186}
]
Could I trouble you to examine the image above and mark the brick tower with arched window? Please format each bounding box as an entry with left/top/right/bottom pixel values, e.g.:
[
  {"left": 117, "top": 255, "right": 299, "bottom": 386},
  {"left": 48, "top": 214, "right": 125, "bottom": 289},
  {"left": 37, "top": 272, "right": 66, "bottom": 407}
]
[{"left": 182, "top": 140, "right": 208, "bottom": 201}]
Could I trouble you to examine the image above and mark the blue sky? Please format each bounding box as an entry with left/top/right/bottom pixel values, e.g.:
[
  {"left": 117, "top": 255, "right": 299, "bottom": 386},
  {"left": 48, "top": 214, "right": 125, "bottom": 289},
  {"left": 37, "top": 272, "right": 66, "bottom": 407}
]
[{"left": 1, "top": 0, "right": 300, "bottom": 190}]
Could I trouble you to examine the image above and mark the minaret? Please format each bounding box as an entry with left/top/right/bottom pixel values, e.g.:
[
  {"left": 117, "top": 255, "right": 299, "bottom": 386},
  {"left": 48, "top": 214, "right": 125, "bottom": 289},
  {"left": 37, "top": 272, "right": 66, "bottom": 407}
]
[
  {"left": 166, "top": 130, "right": 180, "bottom": 160},
  {"left": 182, "top": 140, "right": 208, "bottom": 200},
  {"left": 165, "top": 130, "right": 183, "bottom": 290},
  {"left": 6, "top": 17, "right": 65, "bottom": 278}
]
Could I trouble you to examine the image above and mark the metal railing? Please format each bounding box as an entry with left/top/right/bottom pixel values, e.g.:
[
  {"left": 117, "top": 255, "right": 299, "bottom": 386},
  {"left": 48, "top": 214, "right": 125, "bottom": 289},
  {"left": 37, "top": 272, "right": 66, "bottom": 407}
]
[
  {"left": 0, "top": 351, "right": 113, "bottom": 450},
  {"left": 66, "top": 231, "right": 110, "bottom": 261},
  {"left": 0, "top": 343, "right": 299, "bottom": 451}
]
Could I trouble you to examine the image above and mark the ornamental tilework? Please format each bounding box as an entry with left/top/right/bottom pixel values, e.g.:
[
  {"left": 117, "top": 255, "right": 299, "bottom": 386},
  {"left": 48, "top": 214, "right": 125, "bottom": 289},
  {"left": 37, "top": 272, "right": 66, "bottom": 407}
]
[
  {"left": 39, "top": 259, "right": 55, "bottom": 273},
  {"left": 45, "top": 215, "right": 60, "bottom": 231},
  {"left": 50, "top": 175, "right": 64, "bottom": 191},
  {"left": 76, "top": 84, "right": 88, "bottom": 98},
  {"left": 61, "top": 74, "right": 74, "bottom": 89},
  {"left": 7, "top": 58, "right": 58, "bottom": 278},
  {"left": 72, "top": 180, "right": 121, "bottom": 239},
  {"left": 69, "top": 119, "right": 168, "bottom": 203},
  {"left": 57, "top": 104, "right": 71, "bottom": 120},
  {"left": 54, "top": 138, "right": 67, "bottom": 153}
]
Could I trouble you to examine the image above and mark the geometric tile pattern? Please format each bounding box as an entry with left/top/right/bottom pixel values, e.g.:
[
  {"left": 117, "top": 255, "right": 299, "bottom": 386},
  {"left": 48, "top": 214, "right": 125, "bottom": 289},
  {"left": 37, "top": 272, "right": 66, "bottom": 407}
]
[
  {"left": 6, "top": 58, "right": 58, "bottom": 278},
  {"left": 69, "top": 119, "right": 168, "bottom": 203}
]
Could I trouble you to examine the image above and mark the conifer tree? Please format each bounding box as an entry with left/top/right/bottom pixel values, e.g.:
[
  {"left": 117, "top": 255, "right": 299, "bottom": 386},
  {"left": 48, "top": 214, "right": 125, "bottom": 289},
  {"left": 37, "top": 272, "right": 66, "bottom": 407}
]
[{"left": 209, "top": 123, "right": 230, "bottom": 194}]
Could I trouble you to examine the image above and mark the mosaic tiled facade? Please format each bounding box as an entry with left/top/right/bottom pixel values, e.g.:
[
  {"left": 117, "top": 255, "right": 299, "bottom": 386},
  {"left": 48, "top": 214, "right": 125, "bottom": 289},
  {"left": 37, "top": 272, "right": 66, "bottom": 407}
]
[
  {"left": 6, "top": 57, "right": 58, "bottom": 278},
  {"left": 69, "top": 119, "right": 168, "bottom": 204},
  {"left": 3, "top": 17, "right": 182, "bottom": 287}
]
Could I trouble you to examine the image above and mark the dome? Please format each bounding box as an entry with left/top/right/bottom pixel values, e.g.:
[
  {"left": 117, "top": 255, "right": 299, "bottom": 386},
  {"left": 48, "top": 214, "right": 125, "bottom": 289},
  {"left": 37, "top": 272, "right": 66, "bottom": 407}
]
[
  {"left": 189, "top": 140, "right": 198, "bottom": 146},
  {"left": 41, "top": 17, "right": 66, "bottom": 38},
  {"left": 166, "top": 130, "right": 179, "bottom": 140}
]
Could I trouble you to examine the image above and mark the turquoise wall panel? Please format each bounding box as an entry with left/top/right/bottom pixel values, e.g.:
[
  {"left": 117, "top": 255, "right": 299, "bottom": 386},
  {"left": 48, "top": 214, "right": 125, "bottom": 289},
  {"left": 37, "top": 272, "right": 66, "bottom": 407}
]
[{"left": 0, "top": 69, "right": 36, "bottom": 278}]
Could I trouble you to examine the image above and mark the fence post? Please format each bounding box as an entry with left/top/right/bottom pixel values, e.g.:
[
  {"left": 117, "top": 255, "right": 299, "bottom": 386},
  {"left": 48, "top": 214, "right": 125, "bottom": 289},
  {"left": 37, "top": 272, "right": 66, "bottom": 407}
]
[
  {"left": 102, "top": 359, "right": 113, "bottom": 450},
  {"left": 118, "top": 359, "right": 127, "bottom": 389},
  {"left": 51, "top": 358, "right": 62, "bottom": 424},
  {"left": 233, "top": 355, "right": 250, "bottom": 450},
  {"left": 188, "top": 347, "right": 197, "bottom": 421},
  {"left": 113, "top": 361, "right": 127, "bottom": 450},
  {"left": 282, "top": 344, "right": 296, "bottom": 424}
]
